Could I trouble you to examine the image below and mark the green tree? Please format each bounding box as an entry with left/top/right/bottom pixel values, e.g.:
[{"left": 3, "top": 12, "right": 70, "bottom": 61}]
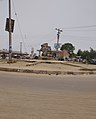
[
  {"left": 90, "top": 47, "right": 96, "bottom": 59},
  {"left": 76, "top": 48, "right": 96, "bottom": 63},
  {"left": 81, "top": 50, "right": 91, "bottom": 63},
  {"left": 77, "top": 49, "right": 82, "bottom": 56},
  {"left": 60, "top": 43, "right": 75, "bottom": 57}
]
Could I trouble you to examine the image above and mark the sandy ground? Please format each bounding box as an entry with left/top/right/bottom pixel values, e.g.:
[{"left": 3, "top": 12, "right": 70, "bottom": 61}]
[
  {"left": 0, "top": 71, "right": 96, "bottom": 119},
  {"left": 0, "top": 60, "right": 96, "bottom": 72}
]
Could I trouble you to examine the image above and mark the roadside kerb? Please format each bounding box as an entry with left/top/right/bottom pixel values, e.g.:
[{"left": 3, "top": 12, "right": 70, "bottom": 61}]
[{"left": 0, "top": 67, "right": 96, "bottom": 75}]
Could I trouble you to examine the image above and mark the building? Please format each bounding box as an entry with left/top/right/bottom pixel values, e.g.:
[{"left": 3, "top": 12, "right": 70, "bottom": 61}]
[{"left": 38, "top": 43, "right": 69, "bottom": 60}]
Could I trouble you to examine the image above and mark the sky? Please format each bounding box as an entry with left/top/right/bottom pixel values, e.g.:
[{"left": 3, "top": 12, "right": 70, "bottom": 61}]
[{"left": 0, "top": 0, "right": 96, "bottom": 54}]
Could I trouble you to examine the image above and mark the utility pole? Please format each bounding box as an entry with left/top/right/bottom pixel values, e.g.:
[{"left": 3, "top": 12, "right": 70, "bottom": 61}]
[
  {"left": 55, "top": 28, "right": 63, "bottom": 51},
  {"left": 20, "top": 42, "right": 22, "bottom": 55},
  {"left": 31, "top": 47, "right": 34, "bottom": 59},
  {"left": 9, "top": 0, "right": 12, "bottom": 61}
]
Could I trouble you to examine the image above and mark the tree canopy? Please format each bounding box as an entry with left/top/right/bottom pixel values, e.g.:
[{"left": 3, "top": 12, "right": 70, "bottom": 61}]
[
  {"left": 60, "top": 43, "right": 75, "bottom": 54},
  {"left": 77, "top": 48, "right": 96, "bottom": 63}
]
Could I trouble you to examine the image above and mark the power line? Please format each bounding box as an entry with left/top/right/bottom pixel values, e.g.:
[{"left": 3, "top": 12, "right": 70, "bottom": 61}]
[
  {"left": 64, "top": 30, "right": 96, "bottom": 32},
  {"left": 62, "top": 25, "right": 96, "bottom": 30},
  {"left": 12, "top": 0, "right": 27, "bottom": 52}
]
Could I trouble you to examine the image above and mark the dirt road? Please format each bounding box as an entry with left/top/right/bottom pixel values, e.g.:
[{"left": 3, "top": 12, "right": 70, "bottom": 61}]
[{"left": 0, "top": 72, "right": 96, "bottom": 119}]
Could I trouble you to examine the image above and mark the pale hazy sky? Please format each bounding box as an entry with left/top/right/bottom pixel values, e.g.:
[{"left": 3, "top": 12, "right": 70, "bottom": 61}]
[{"left": 0, "top": 0, "right": 96, "bottom": 53}]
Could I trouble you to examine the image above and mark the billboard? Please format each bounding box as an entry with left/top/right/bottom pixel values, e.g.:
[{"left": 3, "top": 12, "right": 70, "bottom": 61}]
[{"left": 5, "top": 18, "right": 15, "bottom": 33}]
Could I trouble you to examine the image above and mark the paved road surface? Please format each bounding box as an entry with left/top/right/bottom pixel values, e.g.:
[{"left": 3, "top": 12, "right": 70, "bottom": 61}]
[{"left": 0, "top": 71, "right": 96, "bottom": 119}]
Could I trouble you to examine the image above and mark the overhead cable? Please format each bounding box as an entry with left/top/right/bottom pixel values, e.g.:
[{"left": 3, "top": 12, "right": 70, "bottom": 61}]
[
  {"left": 62, "top": 25, "right": 96, "bottom": 30},
  {"left": 12, "top": 0, "right": 27, "bottom": 52}
]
